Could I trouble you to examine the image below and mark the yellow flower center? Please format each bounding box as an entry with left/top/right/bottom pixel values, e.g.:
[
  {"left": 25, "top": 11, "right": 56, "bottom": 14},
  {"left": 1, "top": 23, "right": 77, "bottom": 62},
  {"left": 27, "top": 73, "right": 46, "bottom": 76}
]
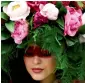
[{"left": 12, "top": 4, "right": 20, "bottom": 10}]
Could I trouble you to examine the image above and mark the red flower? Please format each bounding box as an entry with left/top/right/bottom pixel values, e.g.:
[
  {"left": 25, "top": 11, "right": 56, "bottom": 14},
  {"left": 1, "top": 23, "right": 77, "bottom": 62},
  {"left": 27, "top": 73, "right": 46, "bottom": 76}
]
[
  {"left": 62, "top": 1, "right": 70, "bottom": 6},
  {"left": 26, "top": 1, "right": 47, "bottom": 12},
  {"left": 51, "top": 1, "right": 70, "bottom": 6},
  {"left": 70, "top": 1, "right": 81, "bottom": 9},
  {"left": 51, "top": 1, "right": 57, "bottom": 5},
  {"left": 33, "top": 12, "right": 48, "bottom": 28}
]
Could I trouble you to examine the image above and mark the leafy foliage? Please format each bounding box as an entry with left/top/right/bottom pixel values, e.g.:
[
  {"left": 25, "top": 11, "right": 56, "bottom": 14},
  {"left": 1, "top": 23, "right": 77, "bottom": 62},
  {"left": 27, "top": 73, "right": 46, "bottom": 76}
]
[
  {"left": 1, "top": 1, "right": 11, "bottom": 7},
  {"left": 5, "top": 21, "right": 14, "bottom": 32},
  {"left": 60, "top": 43, "right": 85, "bottom": 83},
  {"left": 32, "top": 24, "right": 64, "bottom": 56},
  {"left": 1, "top": 12, "right": 8, "bottom": 21},
  {"left": 1, "top": 42, "right": 16, "bottom": 78},
  {"left": 1, "top": 31, "right": 10, "bottom": 40}
]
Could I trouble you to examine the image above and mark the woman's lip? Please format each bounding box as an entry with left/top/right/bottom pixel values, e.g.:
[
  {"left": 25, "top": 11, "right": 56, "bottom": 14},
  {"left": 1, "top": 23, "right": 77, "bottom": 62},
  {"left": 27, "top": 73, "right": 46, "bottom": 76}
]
[{"left": 32, "top": 68, "right": 43, "bottom": 73}]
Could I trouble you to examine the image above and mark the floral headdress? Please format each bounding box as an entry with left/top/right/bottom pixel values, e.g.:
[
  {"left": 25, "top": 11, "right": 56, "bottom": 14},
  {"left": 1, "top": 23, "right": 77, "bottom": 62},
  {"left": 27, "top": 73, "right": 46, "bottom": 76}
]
[{"left": 1, "top": 1, "right": 85, "bottom": 83}]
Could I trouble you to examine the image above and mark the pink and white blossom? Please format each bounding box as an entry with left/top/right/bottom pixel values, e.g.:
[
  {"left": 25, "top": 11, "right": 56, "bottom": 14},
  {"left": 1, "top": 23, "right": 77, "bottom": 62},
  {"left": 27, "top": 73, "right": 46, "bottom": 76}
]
[
  {"left": 40, "top": 3, "right": 59, "bottom": 20},
  {"left": 11, "top": 19, "right": 28, "bottom": 44},
  {"left": 64, "top": 6, "right": 82, "bottom": 36},
  {"left": 3, "top": 1, "right": 30, "bottom": 21}
]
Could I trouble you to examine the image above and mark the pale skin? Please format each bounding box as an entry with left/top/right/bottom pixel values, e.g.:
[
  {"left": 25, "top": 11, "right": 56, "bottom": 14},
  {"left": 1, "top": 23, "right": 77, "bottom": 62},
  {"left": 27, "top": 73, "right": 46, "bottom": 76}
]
[{"left": 24, "top": 45, "right": 57, "bottom": 83}]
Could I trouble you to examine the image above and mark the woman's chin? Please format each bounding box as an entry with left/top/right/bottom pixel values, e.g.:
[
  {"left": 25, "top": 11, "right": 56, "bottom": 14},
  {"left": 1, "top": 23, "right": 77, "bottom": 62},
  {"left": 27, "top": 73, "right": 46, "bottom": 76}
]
[{"left": 31, "top": 74, "right": 45, "bottom": 81}]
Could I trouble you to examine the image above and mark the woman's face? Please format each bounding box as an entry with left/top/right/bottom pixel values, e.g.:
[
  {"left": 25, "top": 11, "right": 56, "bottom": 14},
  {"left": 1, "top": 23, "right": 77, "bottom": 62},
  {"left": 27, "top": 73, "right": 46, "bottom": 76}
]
[{"left": 24, "top": 45, "right": 56, "bottom": 81}]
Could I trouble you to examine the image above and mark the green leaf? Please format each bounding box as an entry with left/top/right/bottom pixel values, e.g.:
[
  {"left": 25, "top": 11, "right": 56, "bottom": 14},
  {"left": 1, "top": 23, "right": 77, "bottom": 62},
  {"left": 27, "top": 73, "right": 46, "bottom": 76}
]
[
  {"left": 61, "top": 68, "right": 72, "bottom": 83},
  {"left": 65, "top": 37, "right": 78, "bottom": 46},
  {"left": 1, "top": 1, "right": 10, "bottom": 7},
  {"left": 56, "top": 17, "right": 64, "bottom": 29},
  {"left": 60, "top": 55, "right": 68, "bottom": 69},
  {"left": 78, "top": 25, "right": 85, "bottom": 34},
  {"left": 56, "top": 34, "right": 63, "bottom": 40},
  {"left": 66, "top": 39, "right": 77, "bottom": 46},
  {"left": 29, "top": 15, "right": 33, "bottom": 30},
  {"left": 5, "top": 21, "right": 14, "bottom": 32},
  {"left": 1, "top": 43, "right": 14, "bottom": 55},
  {"left": 1, "top": 26, "right": 5, "bottom": 31},
  {"left": 17, "top": 42, "right": 28, "bottom": 48},
  {"left": 77, "top": 1, "right": 84, "bottom": 8},
  {"left": 56, "top": 1, "right": 62, "bottom": 9},
  {"left": 66, "top": 39, "right": 75, "bottom": 46},
  {"left": 60, "top": 6, "right": 67, "bottom": 15},
  {"left": 1, "top": 12, "right": 8, "bottom": 21},
  {"left": 1, "top": 31, "right": 10, "bottom": 40},
  {"left": 55, "top": 36, "right": 61, "bottom": 46}
]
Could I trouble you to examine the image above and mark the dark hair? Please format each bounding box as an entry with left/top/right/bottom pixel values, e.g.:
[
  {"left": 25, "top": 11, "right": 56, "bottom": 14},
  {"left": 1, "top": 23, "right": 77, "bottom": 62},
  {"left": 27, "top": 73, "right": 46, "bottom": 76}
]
[{"left": 9, "top": 48, "right": 39, "bottom": 83}]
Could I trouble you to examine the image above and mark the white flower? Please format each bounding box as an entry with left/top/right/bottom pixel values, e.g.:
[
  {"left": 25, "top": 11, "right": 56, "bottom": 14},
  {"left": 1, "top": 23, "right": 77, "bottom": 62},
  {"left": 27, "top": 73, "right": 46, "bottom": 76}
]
[
  {"left": 82, "top": 13, "right": 85, "bottom": 25},
  {"left": 79, "top": 34, "right": 85, "bottom": 43},
  {"left": 40, "top": 3, "right": 59, "bottom": 20},
  {"left": 3, "top": 1, "right": 30, "bottom": 21}
]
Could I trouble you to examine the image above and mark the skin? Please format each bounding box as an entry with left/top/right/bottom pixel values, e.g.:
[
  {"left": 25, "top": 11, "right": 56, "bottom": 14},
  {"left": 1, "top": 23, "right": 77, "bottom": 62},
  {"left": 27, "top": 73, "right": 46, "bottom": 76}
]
[{"left": 24, "top": 45, "right": 57, "bottom": 83}]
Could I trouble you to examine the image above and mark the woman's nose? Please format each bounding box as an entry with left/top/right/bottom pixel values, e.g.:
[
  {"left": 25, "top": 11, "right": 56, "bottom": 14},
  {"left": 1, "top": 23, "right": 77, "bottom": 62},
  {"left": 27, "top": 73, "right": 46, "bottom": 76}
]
[{"left": 33, "top": 55, "right": 41, "bottom": 64}]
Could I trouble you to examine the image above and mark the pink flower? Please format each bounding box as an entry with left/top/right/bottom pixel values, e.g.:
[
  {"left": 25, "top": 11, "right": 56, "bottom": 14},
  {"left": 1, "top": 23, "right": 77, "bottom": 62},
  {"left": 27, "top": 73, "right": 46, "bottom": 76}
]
[
  {"left": 33, "top": 12, "right": 48, "bottom": 28},
  {"left": 64, "top": 6, "right": 82, "bottom": 36},
  {"left": 11, "top": 19, "right": 28, "bottom": 44},
  {"left": 26, "top": 1, "right": 47, "bottom": 12}
]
